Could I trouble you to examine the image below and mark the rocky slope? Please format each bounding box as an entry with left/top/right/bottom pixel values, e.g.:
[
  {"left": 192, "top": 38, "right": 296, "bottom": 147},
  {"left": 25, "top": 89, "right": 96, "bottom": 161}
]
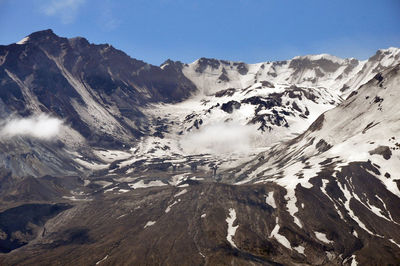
[{"left": 0, "top": 29, "right": 197, "bottom": 177}]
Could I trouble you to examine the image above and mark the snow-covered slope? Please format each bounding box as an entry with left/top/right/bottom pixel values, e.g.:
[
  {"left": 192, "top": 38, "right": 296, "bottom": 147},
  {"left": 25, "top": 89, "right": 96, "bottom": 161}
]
[
  {"left": 233, "top": 63, "right": 400, "bottom": 187},
  {"left": 224, "top": 63, "right": 400, "bottom": 264},
  {"left": 93, "top": 47, "right": 400, "bottom": 179},
  {"left": 120, "top": 48, "right": 400, "bottom": 172},
  {"left": 179, "top": 47, "right": 400, "bottom": 98}
]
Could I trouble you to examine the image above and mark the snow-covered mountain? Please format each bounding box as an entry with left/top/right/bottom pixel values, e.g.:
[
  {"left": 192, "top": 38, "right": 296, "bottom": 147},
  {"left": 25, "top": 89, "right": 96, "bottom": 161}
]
[
  {"left": 0, "top": 30, "right": 400, "bottom": 265},
  {"left": 119, "top": 47, "right": 400, "bottom": 173},
  {"left": 177, "top": 47, "right": 400, "bottom": 97},
  {"left": 1, "top": 30, "right": 399, "bottom": 179},
  {"left": 223, "top": 63, "right": 400, "bottom": 264}
]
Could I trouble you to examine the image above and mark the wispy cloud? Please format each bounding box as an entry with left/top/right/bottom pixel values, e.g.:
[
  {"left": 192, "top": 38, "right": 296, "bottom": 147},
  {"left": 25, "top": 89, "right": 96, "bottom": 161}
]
[
  {"left": 99, "top": 0, "right": 121, "bottom": 31},
  {"left": 102, "top": 7, "right": 120, "bottom": 31},
  {"left": 0, "top": 114, "right": 63, "bottom": 140},
  {"left": 41, "top": 0, "right": 86, "bottom": 24}
]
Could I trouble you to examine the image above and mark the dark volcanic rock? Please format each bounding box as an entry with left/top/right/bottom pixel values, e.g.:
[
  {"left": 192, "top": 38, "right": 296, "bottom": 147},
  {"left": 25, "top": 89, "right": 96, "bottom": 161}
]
[
  {"left": 289, "top": 57, "right": 341, "bottom": 75},
  {"left": 0, "top": 203, "right": 71, "bottom": 253},
  {"left": 261, "top": 80, "right": 275, "bottom": 88},
  {"left": 215, "top": 88, "right": 236, "bottom": 97},
  {"left": 221, "top": 100, "right": 241, "bottom": 113},
  {"left": 369, "top": 146, "right": 392, "bottom": 160},
  {"left": 315, "top": 139, "right": 332, "bottom": 153},
  {"left": 195, "top": 58, "right": 220, "bottom": 73},
  {"left": 233, "top": 62, "right": 249, "bottom": 75}
]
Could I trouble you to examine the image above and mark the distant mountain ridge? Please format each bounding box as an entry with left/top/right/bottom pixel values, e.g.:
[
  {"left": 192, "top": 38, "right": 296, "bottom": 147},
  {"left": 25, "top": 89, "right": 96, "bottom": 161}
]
[{"left": 177, "top": 47, "right": 400, "bottom": 97}]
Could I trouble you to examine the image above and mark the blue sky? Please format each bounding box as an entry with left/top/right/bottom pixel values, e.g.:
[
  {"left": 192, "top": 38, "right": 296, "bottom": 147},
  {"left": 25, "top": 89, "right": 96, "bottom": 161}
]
[{"left": 1, "top": 0, "right": 399, "bottom": 65}]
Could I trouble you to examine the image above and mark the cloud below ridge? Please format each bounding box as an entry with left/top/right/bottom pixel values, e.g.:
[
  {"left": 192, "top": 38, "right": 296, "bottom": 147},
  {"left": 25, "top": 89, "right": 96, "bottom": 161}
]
[
  {"left": 0, "top": 114, "right": 63, "bottom": 140},
  {"left": 180, "top": 121, "right": 259, "bottom": 155}
]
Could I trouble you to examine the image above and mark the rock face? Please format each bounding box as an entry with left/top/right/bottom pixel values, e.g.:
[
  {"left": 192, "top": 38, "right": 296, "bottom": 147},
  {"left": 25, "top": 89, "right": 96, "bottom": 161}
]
[
  {"left": 0, "top": 30, "right": 400, "bottom": 265},
  {"left": 0, "top": 29, "right": 197, "bottom": 177},
  {"left": 0, "top": 203, "right": 71, "bottom": 253},
  {"left": 0, "top": 30, "right": 196, "bottom": 143}
]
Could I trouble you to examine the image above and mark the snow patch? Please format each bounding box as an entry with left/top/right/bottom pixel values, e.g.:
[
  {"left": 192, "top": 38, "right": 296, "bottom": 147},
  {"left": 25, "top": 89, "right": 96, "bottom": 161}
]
[
  {"left": 265, "top": 191, "right": 276, "bottom": 208},
  {"left": 129, "top": 180, "right": 167, "bottom": 189},
  {"left": 389, "top": 239, "right": 400, "bottom": 249},
  {"left": 144, "top": 221, "right": 156, "bottom": 228},
  {"left": 350, "top": 255, "right": 358, "bottom": 266},
  {"left": 169, "top": 174, "right": 189, "bottom": 186},
  {"left": 62, "top": 196, "right": 91, "bottom": 201},
  {"left": 321, "top": 179, "right": 344, "bottom": 219},
  {"left": 95, "top": 255, "right": 109, "bottom": 265},
  {"left": 165, "top": 200, "right": 178, "bottom": 213},
  {"left": 174, "top": 189, "right": 188, "bottom": 198},
  {"left": 74, "top": 158, "right": 109, "bottom": 170},
  {"left": 104, "top": 187, "right": 118, "bottom": 193},
  {"left": 117, "top": 214, "right": 127, "bottom": 219},
  {"left": 270, "top": 217, "right": 292, "bottom": 249},
  {"left": 293, "top": 245, "right": 305, "bottom": 254},
  {"left": 94, "top": 181, "right": 113, "bottom": 188},
  {"left": 314, "top": 231, "right": 332, "bottom": 244},
  {"left": 94, "top": 149, "right": 132, "bottom": 163},
  {"left": 338, "top": 182, "right": 380, "bottom": 236},
  {"left": 16, "top": 36, "right": 29, "bottom": 45},
  {"left": 226, "top": 208, "right": 239, "bottom": 248}
]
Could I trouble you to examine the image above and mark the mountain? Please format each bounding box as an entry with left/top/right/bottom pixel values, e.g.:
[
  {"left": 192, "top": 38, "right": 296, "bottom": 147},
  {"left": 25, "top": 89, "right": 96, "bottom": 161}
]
[
  {"left": 179, "top": 48, "right": 400, "bottom": 97},
  {"left": 0, "top": 29, "right": 196, "bottom": 177},
  {"left": 225, "top": 63, "right": 400, "bottom": 264},
  {"left": 1, "top": 30, "right": 399, "bottom": 179},
  {"left": 115, "top": 47, "right": 400, "bottom": 176},
  {"left": 0, "top": 29, "right": 197, "bottom": 142},
  {"left": 0, "top": 30, "right": 400, "bottom": 265}
]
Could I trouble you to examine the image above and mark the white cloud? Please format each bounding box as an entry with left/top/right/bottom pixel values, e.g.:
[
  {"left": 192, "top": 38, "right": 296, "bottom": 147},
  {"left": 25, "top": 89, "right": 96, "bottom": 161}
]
[
  {"left": 42, "top": 0, "right": 86, "bottom": 24},
  {"left": 180, "top": 122, "right": 258, "bottom": 155},
  {"left": 0, "top": 114, "right": 63, "bottom": 140}
]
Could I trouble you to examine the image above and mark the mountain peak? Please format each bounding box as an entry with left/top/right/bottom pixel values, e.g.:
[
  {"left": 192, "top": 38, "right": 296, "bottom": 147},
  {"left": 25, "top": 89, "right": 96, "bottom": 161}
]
[
  {"left": 292, "top": 53, "right": 346, "bottom": 64},
  {"left": 68, "top": 36, "right": 90, "bottom": 48},
  {"left": 378, "top": 46, "right": 400, "bottom": 53},
  {"left": 14, "top": 29, "right": 60, "bottom": 46},
  {"left": 28, "top": 29, "right": 57, "bottom": 40}
]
